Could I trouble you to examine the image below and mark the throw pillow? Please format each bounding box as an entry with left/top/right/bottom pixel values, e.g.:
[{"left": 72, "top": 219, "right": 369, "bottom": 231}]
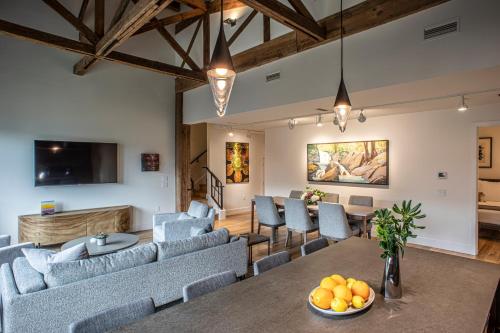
[
  {"left": 177, "top": 212, "right": 193, "bottom": 220},
  {"left": 190, "top": 226, "right": 209, "bottom": 237},
  {"left": 22, "top": 242, "right": 89, "bottom": 274}
]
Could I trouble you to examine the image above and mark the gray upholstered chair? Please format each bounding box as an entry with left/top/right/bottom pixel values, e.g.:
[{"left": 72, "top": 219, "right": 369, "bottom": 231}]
[
  {"left": 254, "top": 195, "right": 286, "bottom": 243},
  {"left": 182, "top": 270, "right": 237, "bottom": 302},
  {"left": 289, "top": 190, "right": 303, "bottom": 199},
  {"left": 153, "top": 200, "right": 215, "bottom": 242},
  {"left": 300, "top": 237, "right": 329, "bottom": 256},
  {"left": 318, "top": 202, "right": 360, "bottom": 241},
  {"left": 68, "top": 297, "right": 155, "bottom": 333},
  {"left": 0, "top": 235, "right": 11, "bottom": 248},
  {"left": 284, "top": 198, "right": 319, "bottom": 247},
  {"left": 0, "top": 242, "right": 34, "bottom": 267},
  {"left": 348, "top": 195, "right": 374, "bottom": 239},
  {"left": 323, "top": 193, "right": 339, "bottom": 203},
  {"left": 253, "top": 251, "right": 290, "bottom": 276}
]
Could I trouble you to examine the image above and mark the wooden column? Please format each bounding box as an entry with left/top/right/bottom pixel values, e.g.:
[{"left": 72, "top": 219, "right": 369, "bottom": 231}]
[{"left": 175, "top": 90, "right": 191, "bottom": 211}]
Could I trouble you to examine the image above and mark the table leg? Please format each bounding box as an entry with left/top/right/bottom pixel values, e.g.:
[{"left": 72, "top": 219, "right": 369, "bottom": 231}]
[
  {"left": 363, "top": 217, "right": 367, "bottom": 238},
  {"left": 248, "top": 245, "right": 252, "bottom": 265},
  {"left": 250, "top": 200, "right": 255, "bottom": 233},
  {"left": 267, "top": 240, "right": 270, "bottom": 256}
]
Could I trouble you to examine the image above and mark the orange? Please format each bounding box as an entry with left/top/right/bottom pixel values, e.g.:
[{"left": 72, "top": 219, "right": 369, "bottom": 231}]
[
  {"left": 346, "top": 278, "right": 356, "bottom": 290},
  {"left": 312, "top": 288, "right": 334, "bottom": 310},
  {"left": 352, "top": 295, "right": 365, "bottom": 309},
  {"left": 333, "top": 284, "right": 352, "bottom": 303},
  {"left": 319, "top": 277, "right": 337, "bottom": 291},
  {"left": 331, "top": 297, "right": 348, "bottom": 312},
  {"left": 351, "top": 281, "right": 370, "bottom": 300},
  {"left": 330, "top": 274, "right": 346, "bottom": 286}
]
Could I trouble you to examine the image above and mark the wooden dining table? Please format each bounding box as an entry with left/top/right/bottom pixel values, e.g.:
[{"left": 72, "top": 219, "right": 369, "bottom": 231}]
[
  {"left": 117, "top": 237, "right": 500, "bottom": 333},
  {"left": 250, "top": 196, "right": 378, "bottom": 237}
]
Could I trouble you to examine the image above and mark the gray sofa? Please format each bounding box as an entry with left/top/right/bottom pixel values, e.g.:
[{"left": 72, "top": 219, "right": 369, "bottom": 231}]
[{"left": 1, "top": 229, "right": 247, "bottom": 333}]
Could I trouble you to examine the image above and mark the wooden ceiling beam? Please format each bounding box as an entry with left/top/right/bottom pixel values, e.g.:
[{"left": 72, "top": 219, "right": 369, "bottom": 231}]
[
  {"left": 175, "top": 15, "right": 201, "bottom": 34},
  {"left": 155, "top": 23, "right": 201, "bottom": 71},
  {"left": 136, "top": 8, "right": 204, "bottom": 35},
  {"left": 110, "top": 0, "right": 131, "bottom": 27},
  {"left": 77, "top": 0, "right": 90, "bottom": 42},
  {"left": 263, "top": 14, "right": 270, "bottom": 42},
  {"left": 177, "top": 0, "right": 207, "bottom": 11},
  {"left": 288, "top": 0, "right": 314, "bottom": 21},
  {"left": 202, "top": 11, "right": 210, "bottom": 68},
  {"left": 95, "top": 0, "right": 105, "bottom": 37},
  {"left": 239, "top": 0, "right": 325, "bottom": 41},
  {"left": 228, "top": 9, "right": 258, "bottom": 47},
  {"left": 176, "top": 0, "right": 450, "bottom": 92},
  {"left": 42, "top": 0, "right": 98, "bottom": 44},
  {"left": 0, "top": 19, "right": 206, "bottom": 82},
  {"left": 181, "top": 18, "right": 202, "bottom": 68}
]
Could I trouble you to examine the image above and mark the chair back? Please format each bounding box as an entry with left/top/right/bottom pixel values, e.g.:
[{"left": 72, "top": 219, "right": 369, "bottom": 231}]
[
  {"left": 253, "top": 251, "right": 290, "bottom": 276},
  {"left": 0, "top": 235, "right": 11, "bottom": 248},
  {"left": 289, "top": 190, "right": 303, "bottom": 199},
  {"left": 323, "top": 193, "right": 339, "bottom": 203},
  {"left": 284, "top": 198, "right": 314, "bottom": 232},
  {"left": 68, "top": 298, "right": 155, "bottom": 333},
  {"left": 183, "top": 270, "right": 237, "bottom": 302},
  {"left": 348, "top": 195, "right": 373, "bottom": 207},
  {"left": 0, "top": 242, "right": 34, "bottom": 267},
  {"left": 318, "top": 202, "right": 353, "bottom": 241},
  {"left": 255, "top": 196, "right": 282, "bottom": 226},
  {"left": 301, "top": 238, "right": 329, "bottom": 256},
  {"left": 187, "top": 200, "right": 210, "bottom": 218}
]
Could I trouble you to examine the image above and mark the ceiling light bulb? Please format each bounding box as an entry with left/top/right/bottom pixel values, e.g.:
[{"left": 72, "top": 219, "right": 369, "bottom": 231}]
[
  {"left": 358, "top": 109, "right": 366, "bottom": 123},
  {"left": 316, "top": 114, "right": 323, "bottom": 127},
  {"left": 457, "top": 95, "right": 468, "bottom": 112},
  {"left": 228, "top": 131, "right": 234, "bottom": 137},
  {"left": 333, "top": 114, "right": 339, "bottom": 126}
]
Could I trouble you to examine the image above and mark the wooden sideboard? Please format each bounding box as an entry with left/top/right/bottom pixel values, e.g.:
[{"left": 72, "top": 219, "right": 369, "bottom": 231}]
[{"left": 19, "top": 205, "right": 132, "bottom": 246}]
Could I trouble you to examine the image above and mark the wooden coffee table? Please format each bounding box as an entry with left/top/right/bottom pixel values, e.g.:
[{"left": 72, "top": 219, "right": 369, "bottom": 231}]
[{"left": 61, "top": 233, "right": 139, "bottom": 256}]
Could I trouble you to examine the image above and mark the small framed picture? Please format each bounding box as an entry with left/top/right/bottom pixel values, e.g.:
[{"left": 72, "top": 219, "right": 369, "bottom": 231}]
[
  {"left": 141, "top": 153, "right": 160, "bottom": 171},
  {"left": 41, "top": 200, "right": 56, "bottom": 216},
  {"left": 478, "top": 137, "right": 492, "bottom": 168}
]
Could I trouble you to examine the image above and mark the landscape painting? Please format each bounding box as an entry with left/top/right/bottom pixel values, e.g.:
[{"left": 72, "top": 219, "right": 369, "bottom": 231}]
[
  {"left": 307, "top": 140, "right": 389, "bottom": 185},
  {"left": 226, "top": 142, "right": 249, "bottom": 183}
]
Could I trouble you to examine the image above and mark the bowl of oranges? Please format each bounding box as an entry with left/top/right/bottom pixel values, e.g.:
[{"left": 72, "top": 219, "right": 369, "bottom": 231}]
[{"left": 308, "top": 274, "right": 374, "bottom": 317}]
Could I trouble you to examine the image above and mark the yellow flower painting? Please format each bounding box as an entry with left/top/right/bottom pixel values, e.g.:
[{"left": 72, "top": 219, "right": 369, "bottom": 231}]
[{"left": 226, "top": 142, "right": 249, "bottom": 183}]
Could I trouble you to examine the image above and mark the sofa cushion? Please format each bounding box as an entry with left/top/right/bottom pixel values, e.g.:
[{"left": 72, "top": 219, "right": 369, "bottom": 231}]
[
  {"left": 22, "top": 242, "right": 89, "bottom": 274},
  {"left": 12, "top": 257, "right": 47, "bottom": 294},
  {"left": 177, "top": 212, "right": 193, "bottom": 220},
  {"left": 44, "top": 243, "right": 157, "bottom": 288},
  {"left": 190, "top": 226, "right": 209, "bottom": 237},
  {"left": 187, "top": 201, "right": 209, "bottom": 218},
  {"left": 157, "top": 228, "right": 229, "bottom": 261}
]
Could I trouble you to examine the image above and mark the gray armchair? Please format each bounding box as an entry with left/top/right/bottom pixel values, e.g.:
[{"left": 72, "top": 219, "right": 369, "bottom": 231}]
[
  {"left": 284, "top": 198, "right": 319, "bottom": 247},
  {"left": 183, "top": 270, "right": 237, "bottom": 302},
  {"left": 254, "top": 195, "right": 286, "bottom": 244},
  {"left": 153, "top": 201, "right": 215, "bottom": 242},
  {"left": 0, "top": 242, "right": 34, "bottom": 267},
  {"left": 0, "top": 235, "right": 11, "bottom": 248},
  {"left": 318, "top": 202, "right": 359, "bottom": 241},
  {"left": 253, "top": 251, "right": 290, "bottom": 276},
  {"left": 348, "top": 195, "right": 374, "bottom": 239}
]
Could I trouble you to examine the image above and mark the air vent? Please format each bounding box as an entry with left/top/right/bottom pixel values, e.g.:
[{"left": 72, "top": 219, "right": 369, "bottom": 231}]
[
  {"left": 266, "top": 72, "right": 281, "bottom": 82},
  {"left": 424, "top": 19, "right": 459, "bottom": 40}
]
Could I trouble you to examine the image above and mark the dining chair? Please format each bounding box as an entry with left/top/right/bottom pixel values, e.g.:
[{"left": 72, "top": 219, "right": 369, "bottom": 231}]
[
  {"left": 318, "top": 202, "right": 360, "bottom": 241},
  {"left": 254, "top": 195, "right": 286, "bottom": 243},
  {"left": 348, "top": 195, "right": 374, "bottom": 239},
  {"left": 300, "top": 237, "right": 329, "bottom": 256},
  {"left": 183, "top": 271, "right": 237, "bottom": 302},
  {"left": 253, "top": 251, "right": 290, "bottom": 276},
  {"left": 289, "top": 190, "right": 304, "bottom": 199},
  {"left": 284, "top": 198, "right": 319, "bottom": 247},
  {"left": 322, "top": 193, "right": 339, "bottom": 203},
  {"left": 0, "top": 235, "right": 11, "bottom": 248},
  {"left": 68, "top": 297, "right": 155, "bottom": 333}
]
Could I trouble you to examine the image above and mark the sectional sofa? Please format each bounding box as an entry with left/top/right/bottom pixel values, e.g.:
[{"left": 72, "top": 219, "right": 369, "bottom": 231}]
[{"left": 0, "top": 228, "right": 247, "bottom": 333}]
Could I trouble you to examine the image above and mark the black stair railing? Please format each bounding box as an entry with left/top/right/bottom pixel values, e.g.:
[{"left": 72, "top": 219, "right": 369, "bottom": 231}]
[{"left": 203, "top": 167, "right": 224, "bottom": 210}]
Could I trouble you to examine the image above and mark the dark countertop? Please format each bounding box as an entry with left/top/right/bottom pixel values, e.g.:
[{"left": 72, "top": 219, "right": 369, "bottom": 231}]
[{"left": 117, "top": 237, "right": 500, "bottom": 333}]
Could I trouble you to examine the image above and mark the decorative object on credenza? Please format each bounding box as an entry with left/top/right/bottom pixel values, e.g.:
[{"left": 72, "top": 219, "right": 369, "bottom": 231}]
[
  {"left": 95, "top": 232, "right": 108, "bottom": 246},
  {"left": 141, "top": 153, "right": 160, "bottom": 171},
  {"left": 307, "top": 140, "right": 389, "bottom": 185},
  {"left": 300, "top": 187, "right": 326, "bottom": 205},
  {"left": 478, "top": 137, "right": 492, "bottom": 168},
  {"left": 41, "top": 200, "right": 56, "bottom": 216},
  {"left": 374, "top": 200, "right": 426, "bottom": 299},
  {"left": 226, "top": 142, "right": 249, "bottom": 183}
]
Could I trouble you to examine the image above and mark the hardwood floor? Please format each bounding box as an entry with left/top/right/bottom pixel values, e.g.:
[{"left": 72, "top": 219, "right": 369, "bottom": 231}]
[{"left": 135, "top": 212, "right": 500, "bottom": 265}]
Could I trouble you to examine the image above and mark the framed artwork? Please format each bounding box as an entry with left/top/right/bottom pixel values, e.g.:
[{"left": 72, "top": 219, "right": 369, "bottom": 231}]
[
  {"left": 226, "top": 142, "right": 249, "bottom": 183},
  {"left": 307, "top": 140, "right": 389, "bottom": 185},
  {"left": 478, "top": 137, "right": 492, "bottom": 168},
  {"left": 141, "top": 153, "right": 160, "bottom": 171}
]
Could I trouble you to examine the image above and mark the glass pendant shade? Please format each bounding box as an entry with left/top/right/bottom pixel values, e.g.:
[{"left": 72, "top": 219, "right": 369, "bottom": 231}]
[
  {"left": 333, "top": 78, "right": 352, "bottom": 132},
  {"left": 207, "top": 22, "right": 236, "bottom": 117}
]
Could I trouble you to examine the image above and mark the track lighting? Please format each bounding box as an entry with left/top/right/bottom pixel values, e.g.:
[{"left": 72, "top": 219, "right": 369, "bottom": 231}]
[
  {"left": 358, "top": 109, "right": 366, "bottom": 123},
  {"left": 332, "top": 114, "right": 339, "bottom": 126},
  {"left": 316, "top": 114, "right": 323, "bottom": 127},
  {"left": 457, "top": 95, "right": 468, "bottom": 112},
  {"left": 288, "top": 118, "right": 297, "bottom": 130}
]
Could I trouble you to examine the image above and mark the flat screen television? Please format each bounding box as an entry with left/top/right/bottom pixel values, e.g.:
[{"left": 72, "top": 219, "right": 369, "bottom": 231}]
[{"left": 34, "top": 140, "right": 118, "bottom": 186}]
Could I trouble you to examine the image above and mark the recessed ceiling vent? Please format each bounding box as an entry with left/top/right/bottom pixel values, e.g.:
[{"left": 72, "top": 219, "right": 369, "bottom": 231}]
[
  {"left": 424, "top": 19, "right": 459, "bottom": 40},
  {"left": 266, "top": 72, "right": 281, "bottom": 82}
]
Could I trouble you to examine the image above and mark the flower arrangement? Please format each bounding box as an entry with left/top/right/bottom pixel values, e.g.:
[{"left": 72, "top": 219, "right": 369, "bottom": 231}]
[{"left": 300, "top": 186, "right": 326, "bottom": 205}]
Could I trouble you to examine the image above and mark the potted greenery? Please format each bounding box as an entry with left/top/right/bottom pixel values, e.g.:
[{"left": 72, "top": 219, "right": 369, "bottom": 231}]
[
  {"left": 374, "top": 200, "right": 426, "bottom": 299},
  {"left": 95, "top": 232, "right": 108, "bottom": 246}
]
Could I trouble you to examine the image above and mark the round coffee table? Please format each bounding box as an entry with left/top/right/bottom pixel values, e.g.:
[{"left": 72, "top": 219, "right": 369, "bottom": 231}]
[{"left": 61, "top": 233, "right": 139, "bottom": 256}]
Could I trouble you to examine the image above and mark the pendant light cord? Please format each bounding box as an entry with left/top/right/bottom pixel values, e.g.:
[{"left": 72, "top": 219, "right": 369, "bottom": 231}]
[
  {"left": 340, "top": 0, "right": 343, "bottom": 79},
  {"left": 220, "top": 0, "right": 223, "bottom": 27}
]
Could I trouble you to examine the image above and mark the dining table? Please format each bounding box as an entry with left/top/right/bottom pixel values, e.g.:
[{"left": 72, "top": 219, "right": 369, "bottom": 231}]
[
  {"left": 250, "top": 196, "right": 378, "bottom": 237},
  {"left": 117, "top": 237, "right": 500, "bottom": 332}
]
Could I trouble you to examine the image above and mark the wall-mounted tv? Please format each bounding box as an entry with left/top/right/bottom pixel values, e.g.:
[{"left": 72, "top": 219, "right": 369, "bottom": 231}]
[{"left": 34, "top": 140, "right": 118, "bottom": 186}]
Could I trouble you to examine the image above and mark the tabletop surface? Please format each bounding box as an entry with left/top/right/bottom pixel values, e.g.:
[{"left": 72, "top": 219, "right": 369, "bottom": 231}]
[
  {"left": 61, "top": 233, "right": 139, "bottom": 256},
  {"left": 117, "top": 237, "right": 500, "bottom": 333}
]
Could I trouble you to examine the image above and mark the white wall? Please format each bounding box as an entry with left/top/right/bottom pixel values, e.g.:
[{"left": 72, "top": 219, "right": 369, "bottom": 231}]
[
  {"left": 0, "top": 2, "right": 177, "bottom": 241},
  {"left": 207, "top": 125, "right": 264, "bottom": 215},
  {"left": 183, "top": 0, "right": 500, "bottom": 123},
  {"left": 478, "top": 126, "right": 500, "bottom": 180},
  {"left": 265, "top": 103, "right": 500, "bottom": 255}
]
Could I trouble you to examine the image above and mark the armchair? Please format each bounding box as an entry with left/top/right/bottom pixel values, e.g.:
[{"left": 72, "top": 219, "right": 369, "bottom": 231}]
[{"left": 153, "top": 201, "right": 215, "bottom": 242}]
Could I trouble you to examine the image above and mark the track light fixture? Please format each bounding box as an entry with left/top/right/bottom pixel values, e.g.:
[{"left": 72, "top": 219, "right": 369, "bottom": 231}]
[
  {"left": 316, "top": 114, "right": 323, "bottom": 127},
  {"left": 457, "top": 95, "right": 468, "bottom": 112},
  {"left": 288, "top": 118, "right": 297, "bottom": 130},
  {"left": 358, "top": 109, "right": 366, "bottom": 123}
]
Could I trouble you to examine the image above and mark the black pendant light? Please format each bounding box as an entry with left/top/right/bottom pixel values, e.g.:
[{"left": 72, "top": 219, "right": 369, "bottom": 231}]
[
  {"left": 333, "top": 0, "right": 352, "bottom": 132},
  {"left": 207, "top": 0, "right": 236, "bottom": 118}
]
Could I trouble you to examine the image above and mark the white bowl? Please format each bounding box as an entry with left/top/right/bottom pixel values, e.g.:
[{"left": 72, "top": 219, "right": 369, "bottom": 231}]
[{"left": 308, "top": 287, "right": 375, "bottom": 317}]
